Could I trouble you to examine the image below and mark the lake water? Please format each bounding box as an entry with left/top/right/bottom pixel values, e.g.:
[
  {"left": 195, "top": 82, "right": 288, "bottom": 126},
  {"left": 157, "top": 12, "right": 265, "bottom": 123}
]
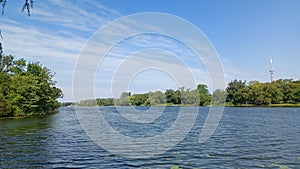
[{"left": 0, "top": 107, "right": 300, "bottom": 168}]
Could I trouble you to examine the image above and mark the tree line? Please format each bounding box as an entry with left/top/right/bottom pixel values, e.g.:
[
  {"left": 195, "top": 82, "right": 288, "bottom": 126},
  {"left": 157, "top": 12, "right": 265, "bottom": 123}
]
[
  {"left": 0, "top": 54, "right": 63, "bottom": 117},
  {"left": 86, "top": 84, "right": 220, "bottom": 106},
  {"left": 106, "top": 85, "right": 211, "bottom": 106},
  {"left": 226, "top": 79, "right": 300, "bottom": 105},
  {"left": 76, "top": 79, "right": 300, "bottom": 107}
]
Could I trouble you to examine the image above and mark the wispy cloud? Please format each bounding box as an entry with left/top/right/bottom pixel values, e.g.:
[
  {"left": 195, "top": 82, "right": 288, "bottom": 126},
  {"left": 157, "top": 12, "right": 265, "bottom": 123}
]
[
  {"left": 1, "top": 2, "right": 241, "bottom": 101},
  {"left": 1, "top": 0, "right": 121, "bottom": 101},
  {"left": 32, "top": 0, "right": 121, "bottom": 32},
  {"left": 2, "top": 24, "right": 83, "bottom": 61},
  {"left": 72, "top": 13, "right": 230, "bottom": 100}
]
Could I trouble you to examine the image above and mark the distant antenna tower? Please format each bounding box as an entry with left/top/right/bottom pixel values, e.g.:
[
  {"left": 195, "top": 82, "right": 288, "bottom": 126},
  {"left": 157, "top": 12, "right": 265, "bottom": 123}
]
[{"left": 269, "top": 56, "right": 274, "bottom": 82}]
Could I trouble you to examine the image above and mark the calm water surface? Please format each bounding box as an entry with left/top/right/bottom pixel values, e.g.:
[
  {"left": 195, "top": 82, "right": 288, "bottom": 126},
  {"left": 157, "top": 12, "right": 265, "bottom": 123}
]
[{"left": 0, "top": 107, "right": 300, "bottom": 168}]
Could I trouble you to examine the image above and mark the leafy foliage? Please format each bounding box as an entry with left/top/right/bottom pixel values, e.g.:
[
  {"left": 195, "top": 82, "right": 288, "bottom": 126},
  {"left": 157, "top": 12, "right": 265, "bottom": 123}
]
[
  {"left": 129, "top": 93, "right": 149, "bottom": 106},
  {"left": 211, "top": 89, "right": 227, "bottom": 105},
  {"left": 93, "top": 79, "right": 300, "bottom": 107},
  {"left": 197, "top": 84, "right": 211, "bottom": 106},
  {"left": 226, "top": 79, "right": 246, "bottom": 104},
  {"left": 0, "top": 55, "right": 62, "bottom": 117},
  {"left": 94, "top": 84, "right": 212, "bottom": 106},
  {"left": 148, "top": 91, "right": 166, "bottom": 105},
  {"left": 0, "top": 0, "right": 34, "bottom": 72},
  {"left": 0, "top": 54, "right": 13, "bottom": 72},
  {"left": 226, "top": 79, "right": 300, "bottom": 105},
  {"left": 96, "top": 98, "right": 114, "bottom": 106}
]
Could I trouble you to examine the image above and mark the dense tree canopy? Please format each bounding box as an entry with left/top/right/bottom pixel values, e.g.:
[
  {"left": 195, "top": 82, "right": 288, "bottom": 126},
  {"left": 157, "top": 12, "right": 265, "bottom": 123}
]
[
  {"left": 211, "top": 89, "right": 227, "bottom": 105},
  {"left": 95, "top": 84, "right": 212, "bottom": 106},
  {"left": 0, "top": 55, "right": 62, "bottom": 117},
  {"left": 226, "top": 79, "right": 300, "bottom": 105},
  {"left": 148, "top": 91, "right": 166, "bottom": 105},
  {"left": 197, "top": 84, "right": 211, "bottom": 106},
  {"left": 226, "top": 79, "right": 246, "bottom": 104},
  {"left": 92, "top": 79, "right": 300, "bottom": 107}
]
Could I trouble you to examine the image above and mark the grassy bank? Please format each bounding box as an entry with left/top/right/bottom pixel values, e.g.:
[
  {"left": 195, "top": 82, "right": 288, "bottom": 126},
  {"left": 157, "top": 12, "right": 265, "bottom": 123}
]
[{"left": 225, "top": 103, "right": 300, "bottom": 107}]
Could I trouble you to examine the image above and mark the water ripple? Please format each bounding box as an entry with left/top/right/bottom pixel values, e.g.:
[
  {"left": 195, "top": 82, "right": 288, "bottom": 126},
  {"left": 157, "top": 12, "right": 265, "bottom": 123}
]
[{"left": 0, "top": 107, "right": 299, "bottom": 168}]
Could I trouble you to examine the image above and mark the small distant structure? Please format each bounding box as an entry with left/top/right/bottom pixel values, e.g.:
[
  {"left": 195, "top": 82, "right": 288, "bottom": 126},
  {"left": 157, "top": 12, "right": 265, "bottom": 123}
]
[{"left": 269, "top": 56, "right": 275, "bottom": 82}]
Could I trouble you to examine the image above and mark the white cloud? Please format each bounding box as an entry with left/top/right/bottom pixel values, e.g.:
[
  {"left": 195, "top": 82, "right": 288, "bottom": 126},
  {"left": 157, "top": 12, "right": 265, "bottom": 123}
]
[
  {"left": 32, "top": 0, "right": 121, "bottom": 32},
  {"left": 1, "top": 0, "right": 121, "bottom": 101},
  {"left": 1, "top": 3, "right": 242, "bottom": 101}
]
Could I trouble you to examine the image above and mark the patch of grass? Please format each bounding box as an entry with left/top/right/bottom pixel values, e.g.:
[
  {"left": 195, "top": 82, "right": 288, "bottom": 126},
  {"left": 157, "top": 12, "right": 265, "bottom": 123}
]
[
  {"left": 226, "top": 103, "right": 300, "bottom": 107},
  {"left": 268, "top": 103, "right": 300, "bottom": 107}
]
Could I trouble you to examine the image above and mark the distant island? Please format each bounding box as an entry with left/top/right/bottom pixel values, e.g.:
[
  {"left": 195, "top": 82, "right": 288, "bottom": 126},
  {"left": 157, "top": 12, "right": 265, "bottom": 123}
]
[
  {"left": 74, "top": 79, "right": 300, "bottom": 107},
  {"left": 0, "top": 54, "right": 63, "bottom": 118}
]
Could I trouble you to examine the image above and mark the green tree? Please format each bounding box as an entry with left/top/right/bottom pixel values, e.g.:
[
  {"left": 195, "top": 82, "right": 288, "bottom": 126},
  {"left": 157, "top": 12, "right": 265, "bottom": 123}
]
[
  {"left": 129, "top": 93, "right": 149, "bottom": 106},
  {"left": 234, "top": 86, "right": 250, "bottom": 105},
  {"left": 246, "top": 81, "right": 262, "bottom": 104},
  {"left": 197, "top": 84, "right": 211, "bottom": 106},
  {"left": 114, "top": 92, "right": 131, "bottom": 106},
  {"left": 9, "top": 58, "right": 26, "bottom": 74},
  {"left": 148, "top": 91, "right": 166, "bottom": 105},
  {"left": 180, "top": 87, "right": 200, "bottom": 105},
  {"left": 226, "top": 79, "right": 246, "bottom": 104},
  {"left": 0, "top": 56, "right": 62, "bottom": 117},
  {"left": 78, "top": 99, "right": 97, "bottom": 106},
  {"left": 266, "top": 82, "right": 283, "bottom": 104},
  {"left": 165, "top": 89, "right": 181, "bottom": 104},
  {"left": 238, "top": 81, "right": 283, "bottom": 105},
  {"left": 97, "top": 98, "right": 114, "bottom": 106},
  {"left": 275, "top": 79, "right": 298, "bottom": 103},
  {"left": 294, "top": 80, "right": 300, "bottom": 102},
  {"left": 173, "top": 90, "right": 181, "bottom": 104},
  {"left": 0, "top": 72, "right": 11, "bottom": 116},
  {"left": 165, "top": 89, "right": 175, "bottom": 104},
  {"left": 211, "top": 89, "right": 227, "bottom": 105}
]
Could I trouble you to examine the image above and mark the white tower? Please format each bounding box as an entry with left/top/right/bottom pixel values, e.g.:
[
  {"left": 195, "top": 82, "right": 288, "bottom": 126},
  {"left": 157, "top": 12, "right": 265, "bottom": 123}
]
[{"left": 269, "top": 57, "right": 274, "bottom": 82}]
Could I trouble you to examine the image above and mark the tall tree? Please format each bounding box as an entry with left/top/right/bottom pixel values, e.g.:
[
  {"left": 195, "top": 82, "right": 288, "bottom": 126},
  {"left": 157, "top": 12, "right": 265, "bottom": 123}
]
[
  {"left": 0, "top": 56, "right": 62, "bottom": 117},
  {"left": 0, "top": 72, "right": 11, "bottom": 116},
  {"left": 294, "top": 80, "right": 300, "bottom": 102},
  {"left": 234, "top": 86, "right": 250, "bottom": 105},
  {"left": 165, "top": 89, "right": 181, "bottom": 104},
  {"left": 276, "top": 79, "right": 297, "bottom": 103},
  {"left": 197, "top": 84, "right": 211, "bottom": 106},
  {"left": 226, "top": 79, "right": 246, "bottom": 104}
]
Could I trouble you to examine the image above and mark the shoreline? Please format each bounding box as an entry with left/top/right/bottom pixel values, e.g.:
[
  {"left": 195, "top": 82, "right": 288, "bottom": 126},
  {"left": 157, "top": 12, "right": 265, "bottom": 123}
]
[
  {"left": 225, "top": 103, "right": 300, "bottom": 107},
  {"left": 71, "top": 103, "right": 300, "bottom": 108},
  {"left": 0, "top": 110, "right": 59, "bottom": 120}
]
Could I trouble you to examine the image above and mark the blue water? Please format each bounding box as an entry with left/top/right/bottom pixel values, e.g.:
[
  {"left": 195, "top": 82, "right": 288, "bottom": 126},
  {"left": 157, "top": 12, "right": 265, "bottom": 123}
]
[{"left": 0, "top": 107, "right": 300, "bottom": 168}]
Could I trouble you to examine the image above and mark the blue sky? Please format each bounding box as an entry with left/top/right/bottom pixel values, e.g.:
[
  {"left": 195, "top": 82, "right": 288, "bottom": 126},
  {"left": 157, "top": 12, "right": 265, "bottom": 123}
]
[{"left": 1, "top": 0, "right": 300, "bottom": 101}]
